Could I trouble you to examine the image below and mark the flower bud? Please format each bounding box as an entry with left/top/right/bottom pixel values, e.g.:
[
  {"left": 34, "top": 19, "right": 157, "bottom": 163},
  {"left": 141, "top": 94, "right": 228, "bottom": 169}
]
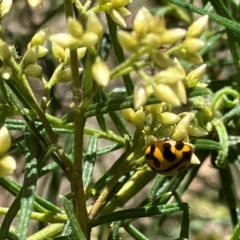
[
  {"left": 188, "top": 123, "right": 208, "bottom": 137},
  {"left": 158, "top": 112, "right": 180, "bottom": 125},
  {"left": 181, "top": 38, "right": 205, "bottom": 53},
  {"left": 22, "top": 48, "right": 38, "bottom": 66},
  {"left": 0, "top": 154, "right": 16, "bottom": 177},
  {"left": 187, "top": 15, "right": 208, "bottom": 38},
  {"left": 77, "top": 47, "right": 87, "bottom": 60},
  {"left": 49, "top": 33, "right": 81, "bottom": 49},
  {"left": 0, "top": 43, "right": 11, "bottom": 62},
  {"left": 133, "top": 7, "right": 150, "bottom": 37},
  {"left": 52, "top": 42, "right": 65, "bottom": 62},
  {"left": 117, "top": 30, "right": 138, "bottom": 52},
  {"left": 0, "top": 126, "right": 11, "bottom": 155},
  {"left": 86, "top": 12, "right": 103, "bottom": 40},
  {"left": 150, "top": 17, "right": 165, "bottom": 34},
  {"left": 155, "top": 67, "right": 185, "bottom": 85},
  {"left": 133, "top": 85, "right": 148, "bottom": 109},
  {"left": 67, "top": 17, "right": 84, "bottom": 38},
  {"left": 118, "top": 7, "right": 131, "bottom": 17},
  {"left": 32, "top": 45, "right": 48, "bottom": 58},
  {"left": 92, "top": 60, "right": 110, "bottom": 87},
  {"left": 81, "top": 32, "right": 99, "bottom": 47},
  {"left": 171, "top": 80, "right": 187, "bottom": 104},
  {"left": 24, "top": 64, "right": 42, "bottom": 77},
  {"left": 150, "top": 50, "right": 172, "bottom": 68},
  {"left": 142, "top": 33, "right": 161, "bottom": 48},
  {"left": 0, "top": 0, "right": 12, "bottom": 19},
  {"left": 110, "top": 9, "right": 126, "bottom": 27},
  {"left": 30, "top": 28, "right": 49, "bottom": 47},
  {"left": 173, "top": 58, "right": 186, "bottom": 76},
  {"left": 186, "top": 64, "right": 206, "bottom": 87},
  {"left": 145, "top": 103, "right": 166, "bottom": 115},
  {"left": 132, "top": 109, "right": 145, "bottom": 126},
  {"left": 57, "top": 67, "right": 83, "bottom": 83},
  {"left": 145, "top": 135, "right": 158, "bottom": 147},
  {"left": 64, "top": 47, "right": 87, "bottom": 63},
  {"left": 172, "top": 128, "right": 188, "bottom": 142},
  {"left": 161, "top": 29, "right": 187, "bottom": 45},
  {"left": 179, "top": 51, "right": 203, "bottom": 64},
  {"left": 175, "top": 113, "right": 194, "bottom": 133},
  {"left": 197, "top": 107, "right": 213, "bottom": 122},
  {"left": 0, "top": 65, "right": 12, "bottom": 80},
  {"left": 157, "top": 125, "right": 174, "bottom": 138},
  {"left": 121, "top": 108, "right": 134, "bottom": 122},
  {"left": 111, "top": 0, "right": 132, "bottom": 8},
  {"left": 153, "top": 83, "right": 181, "bottom": 106},
  {"left": 27, "top": 0, "right": 42, "bottom": 7}
]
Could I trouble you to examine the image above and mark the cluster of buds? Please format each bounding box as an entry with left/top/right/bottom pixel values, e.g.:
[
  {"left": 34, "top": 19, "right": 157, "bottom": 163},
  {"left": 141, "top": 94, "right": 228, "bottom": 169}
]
[
  {"left": 50, "top": 13, "right": 103, "bottom": 51},
  {"left": 0, "top": 126, "right": 16, "bottom": 177},
  {"left": 116, "top": 7, "right": 208, "bottom": 109},
  {"left": 98, "top": 0, "right": 132, "bottom": 27},
  {"left": 145, "top": 103, "right": 208, "bottom": 141},
  {"left": 121, "top": 107, "right": 145, "bottom": 127},
  {"left": 0, "top": 0, "right": 12, "bottom": 20},
  {"left": 49, "top": 14, "right": 110, "bottom": 87}
]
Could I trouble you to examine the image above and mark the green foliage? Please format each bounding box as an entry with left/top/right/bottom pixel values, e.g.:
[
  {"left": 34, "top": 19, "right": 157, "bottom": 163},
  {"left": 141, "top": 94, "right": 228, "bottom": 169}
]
[{"left": 0, "top": 0, "right": 240, "bottom": 239}]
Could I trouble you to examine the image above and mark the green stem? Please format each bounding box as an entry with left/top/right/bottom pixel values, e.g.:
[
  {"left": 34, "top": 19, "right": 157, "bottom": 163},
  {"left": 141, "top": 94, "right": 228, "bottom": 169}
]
[{"left": 64, "top": 0, "right": 89, "bottom": 239}]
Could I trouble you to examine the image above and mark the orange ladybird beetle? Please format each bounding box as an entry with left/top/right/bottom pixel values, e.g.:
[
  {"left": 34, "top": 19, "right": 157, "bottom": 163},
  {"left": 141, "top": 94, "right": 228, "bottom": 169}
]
[{"left": 145, "top": 140, "right": 193, "bottom": 176}]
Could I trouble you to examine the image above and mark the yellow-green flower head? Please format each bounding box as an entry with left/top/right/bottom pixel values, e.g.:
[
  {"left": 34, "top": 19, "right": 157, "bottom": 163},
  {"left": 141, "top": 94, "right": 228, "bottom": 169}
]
[
  {"left": 158, "top": 112, "right": 181, "bottom": 125},
  {"left": 187, "top": 15, "right": 209, "bottom": 38},
  {"left": 160, "top": 28, "right": 187, "bottom": 45},
  {"left": 0, "top": 0, "right": 12, "bottom": 19},
  {"left": 181, "top": 38, "right": 205, "bottom": 53},
  {"left": 0, "top": 126, "right": 11, "bottom": 156},
  {"left": 110, "top": 9, "right": 127, "bottom": 27},
  {"left": 111, "top": 0, "right": 132, "bottom": 8},
  {"left": 67, "top": 17, "right": 84, "bottom": 39},
  {"left": 133, "top": 7, "right": 151, "bottom": 37},
  {"left": 86, "top": 12, "right": 104, "bottom": 40},
  {"left": 92, "top": 59, "right": 110, "bottom": 87},
  {"left": 186, "top": 64, "right": 207, "bottom": 88},
  {"left": 0, "top": 43, "right": 12, "bottom": 62},
  {"left": 117, "top": 30, "right": 138, "bottom": 52},
  {"left": 152, "top": 83, "right": 181, "bottom": 106},
  {"left": 49, "top": 33, "right": 81, "bottom": 49},
  {"left": 133, "top": 86, "right": 148, "bottom": 109},
  {"left": 0, "top": 154, "right": 16, "bottom": 177},
  {"left": 145, "top": 103, "right": 167, "bottom": 115},
  {"left": 132, "top": 108, "right": 145, "bottom": 126},
  {"left": 24, "top": 64, "right": 42, "bottom": 78},
  {"left": 150, "top": 50, "right": 172, "bottom": 68},
  {"left": 30, "top": 28, "right": 49, "bottom": 47},
  {"left": 172, "top": 113, "right": 194, "bottom": 141},
  {"left": 188, "top": 123, "right": 208, "bottom": 137},
  {"left": 121, "top": 108, "right": 134, "bottom": 122},
  {"left": 52, "top": 42, "right": 65, "bottom": 62}
]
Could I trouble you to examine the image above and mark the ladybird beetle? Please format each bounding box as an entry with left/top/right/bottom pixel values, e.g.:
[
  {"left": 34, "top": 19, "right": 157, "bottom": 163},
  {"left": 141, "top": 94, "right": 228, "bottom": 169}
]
[{"left": 145, "top": 140, "right": 193, "bottom": 176}]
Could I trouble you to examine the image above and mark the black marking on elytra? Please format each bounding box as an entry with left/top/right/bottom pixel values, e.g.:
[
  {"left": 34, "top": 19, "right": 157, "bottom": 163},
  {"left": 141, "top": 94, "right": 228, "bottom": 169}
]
[
  {"left": 150, "top": 144, "right": 156, "bottom": 154},
  {"left": 160, "top": 151, "right": 192, "bottom": 173},
  {"left": 146, "top": 153, "right": 161, "bottom": 168},
  {"left": 146, "top": 144, "right": 161, "bottom": 168},
  {"left": 182, "top": 150, "right": 193, "bottom": 162},
  {"left": 162, "top": 143, "right": 176, "bottom": 162},
  {"left": 175, "top": 141, "right": 184, "bottom": 151}
]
